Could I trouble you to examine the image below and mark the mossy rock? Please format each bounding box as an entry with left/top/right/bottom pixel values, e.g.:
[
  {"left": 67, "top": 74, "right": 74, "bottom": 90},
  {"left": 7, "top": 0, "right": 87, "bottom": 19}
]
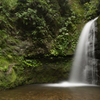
[
  {"left": 0, "top": 58, "right": 9, "bottom": 71},
  {"left": 0, "top": 69, "right": 17, "bottom": 89}
]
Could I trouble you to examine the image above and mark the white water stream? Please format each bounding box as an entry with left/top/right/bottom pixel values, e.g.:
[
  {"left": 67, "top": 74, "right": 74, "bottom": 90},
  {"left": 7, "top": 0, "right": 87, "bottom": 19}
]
[
  {"left": 44, "top": 17, "right": 98, "bottom": 87},
  {"left": 69, "top": 17, "right": 98, "bottom": 84}
]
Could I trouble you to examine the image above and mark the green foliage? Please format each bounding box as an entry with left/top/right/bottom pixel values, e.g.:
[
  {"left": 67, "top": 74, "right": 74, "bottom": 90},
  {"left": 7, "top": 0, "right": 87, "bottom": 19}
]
[
  {"left": 0, "top": 58, "right": 9, "bottom": 72},
  {"left": 0, "top": 0, "right": 99, "bottom": 58},
  {"left": 0, "top": 30, "right": 7, "bottom": 39},
  {"left": 84, "top": 0, "right": 99, "bottom": 20},
  {"left": 0, "top": 0, "right": 84, "bottom": 57},
  {"left": 1, "top": 0, "right": 97, "bottom": 57},
  {"left": 0, "top": 69, "right": 17, "bottom": 89},
  {"left": 1, "top": 0, "right": 100, "bottom": 89},
  {"left": 1, "top": 0, "right": 18, "bottom": 10},
  {"left": 15, "top": 3, "right": 49, "bottom": 40},
  {"left": 50, "top": 8, "right": 81, "bottom": 55},
  {"left": 22, "top": 59, "right": 42, "bottom": 68},
  {"left": 0, "top": 66, "right": 8, "bottom": 72}
]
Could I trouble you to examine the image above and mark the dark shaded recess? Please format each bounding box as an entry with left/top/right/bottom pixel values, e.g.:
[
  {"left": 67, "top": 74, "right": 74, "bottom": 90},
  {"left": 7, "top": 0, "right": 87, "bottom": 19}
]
[
  {"left": 79, "top": 0, "right": 90, "bottom": 4},
  {"left": 25, "top": 42, "right": 49, "bottom": 55},
  {"left": 57, "top": 0, "right": 71, "bottom": 17},
  {"left": 97, "top": 1, "right": 100, "bottom": 16},
  {"left": 18, "top": 0, "right": 27, "bottom": 3},
  {"left": 25, "top": 55, "right": 73, "bottom": 63},
  {"left": 95, "top": 17, "right": 100, "bottom": 84},
  {"left": 95, "top": 17, "right": 100, "bottom": 59},
  {"left": 35, "top": 0, "right": 61, "bottom": 38},
  {"left": 35, "top": 2, "right": 57, "bottom": 38},
  {"left": 15, "top": 0, "right": 28, "bottom": 12},
  {"left": 95, "top": 50, "right": 100, "bottom": 59},
  {"left": 0, "top": 21, "right": 5, "bottom": 30},
  {"left": 96, "top": 59, "right": 100, "bottom": 84},
  {"left": 0, "top": 2, "right": 2, "bottom": 12}
]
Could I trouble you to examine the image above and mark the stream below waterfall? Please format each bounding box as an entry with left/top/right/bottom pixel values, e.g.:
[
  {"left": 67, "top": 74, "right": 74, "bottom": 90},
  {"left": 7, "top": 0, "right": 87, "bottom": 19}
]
[{"left": 0, "top": 84, "right": 100, "bottom": 100}]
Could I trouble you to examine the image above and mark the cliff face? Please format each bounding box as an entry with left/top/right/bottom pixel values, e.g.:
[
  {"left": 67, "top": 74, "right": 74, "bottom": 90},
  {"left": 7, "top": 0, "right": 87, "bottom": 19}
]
[
  {"left": 0, "top": 0, "right": 100, "bottom": 89},
  {"left": 95, "top": 17, "right": 100, "bottom": 84}
]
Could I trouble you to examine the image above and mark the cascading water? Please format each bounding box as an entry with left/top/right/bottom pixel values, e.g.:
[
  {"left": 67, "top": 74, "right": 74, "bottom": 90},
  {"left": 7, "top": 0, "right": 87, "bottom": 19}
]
[
  {"left": 69, "top": 17, "right": 98, "bottom": 84},
  {"left": 44, "top": 17, "right": 98, "bottom": 87}
]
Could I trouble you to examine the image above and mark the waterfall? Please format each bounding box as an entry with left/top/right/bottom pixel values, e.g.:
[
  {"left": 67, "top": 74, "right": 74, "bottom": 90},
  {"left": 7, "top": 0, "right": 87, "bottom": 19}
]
[
  {"left": 69, "top": 17, "right": 98, "bottom": 84},
  {"left": 44, "top": 17, "right": 98, "bottom": 87}
]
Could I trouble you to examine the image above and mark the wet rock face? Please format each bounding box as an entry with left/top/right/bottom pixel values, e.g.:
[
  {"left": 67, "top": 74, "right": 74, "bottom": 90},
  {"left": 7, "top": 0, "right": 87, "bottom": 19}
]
[
  {"left": 95, "top": 17, "right": 100, "bottom": 59},
  {"left": 96, "top": 59, "right": 100, "bottom": 83},
  {"left": 95, "top": 50, "right": 100, "bottom": 59},
  {"left": 95, "top": 16, "right": 100, "bottom": 84}
]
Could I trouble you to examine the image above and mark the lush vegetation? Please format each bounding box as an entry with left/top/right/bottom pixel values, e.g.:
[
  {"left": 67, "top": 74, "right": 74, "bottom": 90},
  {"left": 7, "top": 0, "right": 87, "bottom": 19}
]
[{"left": 0, "top": 0, "right": 100, "bottom": 89}]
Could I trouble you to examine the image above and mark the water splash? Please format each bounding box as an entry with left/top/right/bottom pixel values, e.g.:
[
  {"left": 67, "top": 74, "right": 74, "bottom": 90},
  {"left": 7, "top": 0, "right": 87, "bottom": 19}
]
[{"left": 43, "top": 82, "right": 96, "bottom": 87}]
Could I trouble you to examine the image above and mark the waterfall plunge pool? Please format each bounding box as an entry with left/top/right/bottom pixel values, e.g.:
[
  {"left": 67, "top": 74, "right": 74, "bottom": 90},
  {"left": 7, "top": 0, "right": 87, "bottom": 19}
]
[{"left": 0, "top": 84, "right": 100, "bottom": 100}]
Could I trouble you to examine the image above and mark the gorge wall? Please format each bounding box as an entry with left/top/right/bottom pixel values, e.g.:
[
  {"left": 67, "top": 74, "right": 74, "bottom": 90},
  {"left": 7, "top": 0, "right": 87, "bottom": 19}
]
[
  {"left": 0, "top": 0, "right": 100, "bottom": 89},
  {"left": 95, "top": 17, "right": 100, "bottom": 84}
]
